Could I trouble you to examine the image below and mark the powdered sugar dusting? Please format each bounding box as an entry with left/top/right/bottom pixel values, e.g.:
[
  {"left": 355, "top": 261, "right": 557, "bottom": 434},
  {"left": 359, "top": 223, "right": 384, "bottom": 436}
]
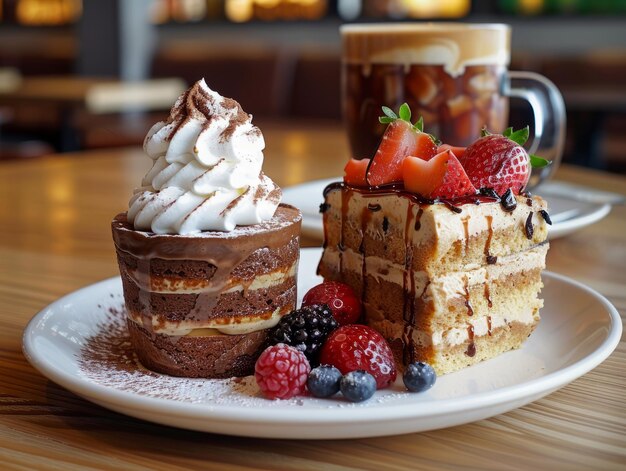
[{"left": 77, "top": 303, "right": 412, "bottom": 408}]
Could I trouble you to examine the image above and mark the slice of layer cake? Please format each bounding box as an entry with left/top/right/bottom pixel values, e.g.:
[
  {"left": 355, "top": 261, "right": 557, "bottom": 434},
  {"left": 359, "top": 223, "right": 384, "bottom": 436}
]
[
  {"left": 319, "top": 103, "right": 552, "bottom": 376},
  {"left": 318, "top": 184, "right": 549, "bottom": 375}
]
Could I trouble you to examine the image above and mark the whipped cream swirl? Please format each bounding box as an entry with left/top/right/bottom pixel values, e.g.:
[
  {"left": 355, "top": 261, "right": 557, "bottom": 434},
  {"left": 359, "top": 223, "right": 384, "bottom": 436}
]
[{"left": 128, "top": 79, "right": 281, "bottom": 234}]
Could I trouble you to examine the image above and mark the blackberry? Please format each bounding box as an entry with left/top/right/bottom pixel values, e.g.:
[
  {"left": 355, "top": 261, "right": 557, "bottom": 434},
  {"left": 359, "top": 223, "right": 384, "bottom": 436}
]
[{"left": 272, "top": 304, "right": 338, "bottom": 363}]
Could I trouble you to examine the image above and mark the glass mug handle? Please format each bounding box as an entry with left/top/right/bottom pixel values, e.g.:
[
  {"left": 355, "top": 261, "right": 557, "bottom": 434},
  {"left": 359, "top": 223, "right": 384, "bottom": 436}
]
[{"left": 502, "top": 71, "right": 566, "bottom": 189}]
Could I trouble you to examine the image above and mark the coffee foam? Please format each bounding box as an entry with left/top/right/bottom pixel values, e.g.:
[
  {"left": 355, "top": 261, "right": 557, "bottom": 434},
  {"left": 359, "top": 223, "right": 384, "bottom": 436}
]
[{"left": 341, "top": 23, "right": 510, "bottom": 77}]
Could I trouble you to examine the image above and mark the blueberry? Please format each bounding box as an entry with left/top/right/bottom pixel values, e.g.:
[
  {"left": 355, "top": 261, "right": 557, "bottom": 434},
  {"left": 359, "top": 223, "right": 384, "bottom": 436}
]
[
  {"left": 403, "top": 362, "right": 437, "bottom": 392},
  {"left": 307, "top": 365, "right": 342, "bottom": 398},
  {"left": 340, "top": 370, "right": 376, "bottom": 402}
]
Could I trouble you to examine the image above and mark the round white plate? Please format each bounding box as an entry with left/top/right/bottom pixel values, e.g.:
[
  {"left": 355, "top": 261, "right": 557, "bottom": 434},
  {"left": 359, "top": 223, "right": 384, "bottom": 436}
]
[
  {"left": 283, "top": 178, "right": 612, "bottom": 240},
  {"left": 23, "top": 249, "right": 621, "bottom": 439}
]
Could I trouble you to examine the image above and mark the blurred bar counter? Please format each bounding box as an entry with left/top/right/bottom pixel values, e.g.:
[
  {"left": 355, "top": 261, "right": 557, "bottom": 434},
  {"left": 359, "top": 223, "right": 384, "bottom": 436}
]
[{"left": 0, "top": 13, "right": 625, "bottom": 171}]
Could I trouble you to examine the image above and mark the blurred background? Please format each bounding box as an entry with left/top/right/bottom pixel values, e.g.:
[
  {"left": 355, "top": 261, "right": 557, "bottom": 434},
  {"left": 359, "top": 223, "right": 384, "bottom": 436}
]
[{"left": 0, "top": 0, "right": 624, "bottom": 173}]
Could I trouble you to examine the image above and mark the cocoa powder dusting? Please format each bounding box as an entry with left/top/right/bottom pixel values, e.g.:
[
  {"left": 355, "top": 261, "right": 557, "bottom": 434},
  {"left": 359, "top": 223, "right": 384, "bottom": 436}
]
[
  {"left": 77, "top": 303, "right": 410, "bottom": 407},
  {"left": 219, "top": 98, "right": 250, "bottom": 142}
]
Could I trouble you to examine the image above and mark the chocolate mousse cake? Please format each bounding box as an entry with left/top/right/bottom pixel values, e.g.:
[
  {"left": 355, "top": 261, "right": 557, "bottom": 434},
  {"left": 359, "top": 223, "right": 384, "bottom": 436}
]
[
  {"left": 112, "top": 79, "right": 301, "bottom": 378},
  {"left": 317, "top": 185, "right": 548, "bottom": 375}
]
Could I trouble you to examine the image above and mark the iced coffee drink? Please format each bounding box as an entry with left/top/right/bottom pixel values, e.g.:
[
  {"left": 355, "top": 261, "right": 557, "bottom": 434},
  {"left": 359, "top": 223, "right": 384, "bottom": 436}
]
[{"left": 342, "top": 24, "right": 511, "bottom": 158}]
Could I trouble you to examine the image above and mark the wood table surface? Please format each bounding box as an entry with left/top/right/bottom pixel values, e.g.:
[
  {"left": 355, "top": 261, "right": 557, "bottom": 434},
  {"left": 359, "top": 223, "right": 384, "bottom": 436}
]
[{"left": 1, "top": 122, "right": 625, "bottom": 470}]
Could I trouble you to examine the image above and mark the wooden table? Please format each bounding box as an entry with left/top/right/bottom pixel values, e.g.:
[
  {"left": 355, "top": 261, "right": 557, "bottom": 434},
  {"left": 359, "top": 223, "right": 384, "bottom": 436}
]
[{"left": 1, "top": 122, "right": 625, "bottom": 470}]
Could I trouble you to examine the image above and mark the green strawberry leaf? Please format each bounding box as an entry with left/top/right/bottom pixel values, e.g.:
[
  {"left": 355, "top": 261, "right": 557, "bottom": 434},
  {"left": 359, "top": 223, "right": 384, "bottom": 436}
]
[
  {"left": 530, "top": 154, "right": 551, "bottom": 168},
  {"left": 506, "top": 126, "right": 530, "bottom": 146},
  {"left": 381, "top": 106, "right": 397, "bottom": 120},
  {"left": 379, "top": 116, "right": 395, "bottom": 124},
  {"left": 502, "top": 127, "right": 513, "bottom": 137},
  {"left": 414, "top": 116, "right": 424, "bottom": 133},
  {"left": 399, "top": 103, "right": 411, "bottom": 122}
]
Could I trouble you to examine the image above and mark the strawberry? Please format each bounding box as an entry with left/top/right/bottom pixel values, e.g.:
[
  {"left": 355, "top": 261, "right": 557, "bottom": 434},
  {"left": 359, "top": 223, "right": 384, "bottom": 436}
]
[
  {"left": 437, "top": 144, "right": 466, "bottom": 159},
  {"left": 343, "top": 158, "right": 369, "bottom": 187},
  {"left": 366, "top": 104, "right": 437, "bottom": 187},
  {"left": 403, "top": 150, "right": 476, "bottom": 199},
  {"left": 460, "top": 127, "right": 550, "bottom": 195},
  {"left": 302, "top": 281, "right": 362, "bottom": 326},
  {"left": 319, "top": 325, "right": 396, "bottom": 389}
]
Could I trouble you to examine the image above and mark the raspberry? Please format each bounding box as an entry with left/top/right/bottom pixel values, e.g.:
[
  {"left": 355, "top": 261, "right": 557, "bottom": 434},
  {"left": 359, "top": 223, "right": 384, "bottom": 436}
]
[
  {"left": 255, "top": 344, "right": 310, "bottom": 400},
  {"left": 271, "top": 304, "right": 338, "bottom": 363},
  {"left": 319, "top": 325, "right": 397, "bottom": 389},
  {"left": 302, "top": 281, "right": 362, "bottom": 326}
]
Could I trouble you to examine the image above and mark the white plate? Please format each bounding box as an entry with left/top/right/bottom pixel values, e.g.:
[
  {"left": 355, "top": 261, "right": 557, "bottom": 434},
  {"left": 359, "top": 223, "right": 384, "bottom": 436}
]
[
  {"left": 283, "top": 178, "right": 612, "bottom": 240},
  {"left": 23, "top": 248, "right": 621, "bottom": 439}
]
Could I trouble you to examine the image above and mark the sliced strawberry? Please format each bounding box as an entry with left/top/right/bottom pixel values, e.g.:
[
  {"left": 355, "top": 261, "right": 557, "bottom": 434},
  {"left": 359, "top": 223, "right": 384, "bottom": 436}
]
[
  {"left": 403, "top": 150, "right": 476, "bottom": 199},
  {"left": 343, "top": 158, "right": 369, "bottom": 186},
  {"left": 402, "top": 155, "right": 446, "bottom": 196},
  {"left": 366, "top": 104, "right": 438, "bottom": 187},
  {"left": 460, "top": 134, "right": 530, "bottom": 195},
  {"left": 437, "top": 144, "right": 466, "bottom": 159}
]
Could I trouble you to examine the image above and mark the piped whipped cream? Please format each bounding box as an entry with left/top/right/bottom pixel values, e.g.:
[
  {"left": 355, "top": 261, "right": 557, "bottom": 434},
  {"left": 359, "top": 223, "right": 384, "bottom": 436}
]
[{"left": 128, "top": 79, "right": 281, "bottom": 234}]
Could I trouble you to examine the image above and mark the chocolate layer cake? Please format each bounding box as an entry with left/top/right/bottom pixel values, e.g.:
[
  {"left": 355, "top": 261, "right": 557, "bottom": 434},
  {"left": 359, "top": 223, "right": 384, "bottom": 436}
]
[
  {"left": 113, "top": 204, "right": 301, "bottom": 378},
  {"left": 318, "top": 183, "right": 549, "bottom": 375}
]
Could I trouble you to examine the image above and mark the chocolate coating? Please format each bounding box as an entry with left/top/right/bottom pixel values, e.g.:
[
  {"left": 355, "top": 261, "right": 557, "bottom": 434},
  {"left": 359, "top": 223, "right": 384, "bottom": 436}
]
[{"left": 111, "top": 203, "right": 302, "bottom": 378}]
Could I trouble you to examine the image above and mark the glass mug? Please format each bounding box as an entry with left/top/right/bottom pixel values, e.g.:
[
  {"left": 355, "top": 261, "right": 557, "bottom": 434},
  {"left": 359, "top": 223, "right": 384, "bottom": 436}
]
[{"left": 341, "top": 23, "right": 565, "bottom": 188}]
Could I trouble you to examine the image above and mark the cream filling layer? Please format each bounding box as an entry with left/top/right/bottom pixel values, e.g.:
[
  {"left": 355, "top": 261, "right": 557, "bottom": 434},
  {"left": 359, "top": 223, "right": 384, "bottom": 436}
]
[
  {"left": 321, "top": 244, "right": 547, "bottom": 302},
  {"left": 370, "top": 304, "right": 540, "bottom": 348},
  {"left": 127, "top": 262, "right": 296, "bottom": 293},
  {"left": 324, "top": 190, "right": 548, "bottom": 261},
  {"left": 128, "top": 306, "right": 283, "bottom": 336}
]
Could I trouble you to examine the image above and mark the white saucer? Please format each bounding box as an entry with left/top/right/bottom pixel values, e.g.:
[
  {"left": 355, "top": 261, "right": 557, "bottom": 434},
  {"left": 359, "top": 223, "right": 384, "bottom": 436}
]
[
  {"left": 23, "top": 248, "right": 621, "bottom": 439},
  {"left": 283, "top": 178, "right": 612, "bottom": 240}
]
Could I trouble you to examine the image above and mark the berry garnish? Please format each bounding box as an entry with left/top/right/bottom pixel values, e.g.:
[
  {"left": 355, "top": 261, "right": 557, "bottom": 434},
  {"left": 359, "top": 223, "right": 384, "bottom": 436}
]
[
  {"left": 343, "top": 158, "right": 370, "bottom": 187},
  {"left": 403, "top": 362, "right": 437, "bottom": 393},
  {"left": 307, "top": 365, "right": 343, "bottom": 398},
  {"left": 255, "top": 344, "right": 310, "bottom": 400},
  {"left": 437, "top": 143, "right": 466, "bottom": 159},
  {"left": 460, "top": 126, "right": 550, "bottom": 195},
  {"left": 319, "top": 325, "right": 397, "bottom": 389},
  {"left": 402, "top": 150, "right": 477, "bottom": 199},
  {"left": 271, "top": 304, "right": 338, "bottom": 363},
  {"left": 302, "top": 281, "right": 362, "bottom": 326},
  {"left": 340, "top": 370, "right": 377, "bottom": 402},
  {"left": 366, "top": 103, "right": 438, "bottom": 186}
]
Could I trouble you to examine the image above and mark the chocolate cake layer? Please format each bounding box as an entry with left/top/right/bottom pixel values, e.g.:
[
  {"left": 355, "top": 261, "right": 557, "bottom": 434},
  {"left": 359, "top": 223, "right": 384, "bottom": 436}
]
[
  {"left": 112, "top": 203, "right": 301, "bottom": 378},
  {"left": 128, "top": 320, "right": 268, "bottom": 378}
]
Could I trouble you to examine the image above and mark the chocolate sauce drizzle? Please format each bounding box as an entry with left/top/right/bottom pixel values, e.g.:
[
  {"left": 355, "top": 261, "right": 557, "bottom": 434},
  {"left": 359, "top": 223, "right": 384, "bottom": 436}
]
[
  {"left": 323, "top": 182, "right": 500, "bottom": 213},
  {"left": 401, "top": 203, "right": 417, "bottom": 365},
  {"left": 525, "top": 212, "right": 534, "bottom": 240},
  {"left": 484, "top": 215, "right": 494, "bottom": 262},
  {"left": 463, "top": 275, "right": 474, "bottom": 316},
  {"left": 539, "top": 209, "right": 552, "bottom": 225},
  {"left": 484, "top": 284, "right": 493, "bottom": 308},
  {"left": 465, "top": 325, "right": 476, "bottom": 357}
]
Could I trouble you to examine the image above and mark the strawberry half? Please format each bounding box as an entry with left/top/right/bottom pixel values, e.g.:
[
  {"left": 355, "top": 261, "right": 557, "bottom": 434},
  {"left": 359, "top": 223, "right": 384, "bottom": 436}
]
[
  {"left": 403, "top": 150, "right": 477, "bottom": 199},
  {"left": 343, "top": 158, "right": 369, "bottom": 186},
  {"left": 366, "top": 104, "right": 437, "bottom": 187},
  {"left": 437, "top": 144, "right": 466, "bottom": 160},
  {"left": 460, "top": 127, "right": 549, "bottom": 195}
]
